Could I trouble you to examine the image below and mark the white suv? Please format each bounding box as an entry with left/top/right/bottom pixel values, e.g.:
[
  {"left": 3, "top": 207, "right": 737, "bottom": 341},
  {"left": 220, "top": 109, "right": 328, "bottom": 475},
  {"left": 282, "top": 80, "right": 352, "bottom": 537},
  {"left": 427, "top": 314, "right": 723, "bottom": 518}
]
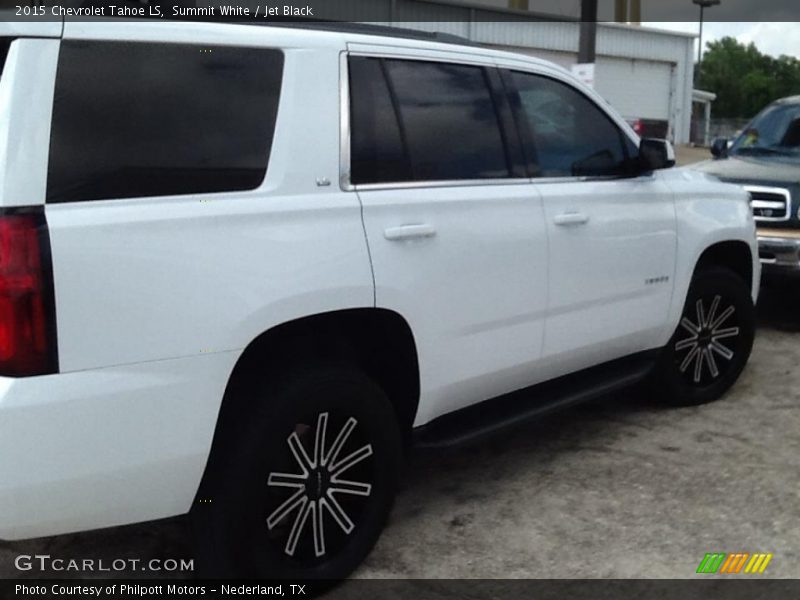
[{"left": 0, "top": 20, "right": 759, "bottom": 579}]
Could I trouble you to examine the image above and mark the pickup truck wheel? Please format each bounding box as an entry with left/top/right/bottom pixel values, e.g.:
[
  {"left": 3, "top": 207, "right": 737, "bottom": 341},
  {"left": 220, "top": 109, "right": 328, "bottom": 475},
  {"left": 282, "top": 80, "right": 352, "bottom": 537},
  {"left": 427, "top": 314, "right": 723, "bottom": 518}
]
[
  {"left": 192, "top": 367, "right": 401, "bottom": 580},
  {"left": 654, "top": 268, "right": 755, "bottom": 406}
]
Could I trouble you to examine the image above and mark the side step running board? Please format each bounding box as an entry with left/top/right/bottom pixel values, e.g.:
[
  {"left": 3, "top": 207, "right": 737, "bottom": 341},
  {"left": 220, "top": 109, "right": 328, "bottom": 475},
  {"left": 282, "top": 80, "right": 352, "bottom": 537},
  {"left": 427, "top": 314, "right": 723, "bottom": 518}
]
[{"left": 412, "top": 352, "right": 658, "bottom": 450}]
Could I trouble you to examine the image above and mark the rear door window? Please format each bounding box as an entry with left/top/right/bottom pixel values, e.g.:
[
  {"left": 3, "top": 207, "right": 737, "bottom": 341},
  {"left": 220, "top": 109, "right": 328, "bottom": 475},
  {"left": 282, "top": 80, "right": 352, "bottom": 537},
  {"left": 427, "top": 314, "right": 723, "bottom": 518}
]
[
  {"left": 47, "top": 41, "right": 284, "bottom": 203},
  {"left": 349, "top": 56, "right": 411, "bottom": 184},
  {"left": 349, "top": 56, "right": 511, "bottom": 184}
]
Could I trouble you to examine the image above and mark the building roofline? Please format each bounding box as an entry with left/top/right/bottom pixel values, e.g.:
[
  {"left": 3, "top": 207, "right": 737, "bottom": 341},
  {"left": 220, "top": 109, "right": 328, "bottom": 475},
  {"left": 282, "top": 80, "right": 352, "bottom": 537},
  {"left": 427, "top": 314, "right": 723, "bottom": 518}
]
[
  {"left": 599, "top": 21, "right": 698, "bottom": 39},
  {"left": 693, "top": 89, "right": 717, "bottom": 101}
]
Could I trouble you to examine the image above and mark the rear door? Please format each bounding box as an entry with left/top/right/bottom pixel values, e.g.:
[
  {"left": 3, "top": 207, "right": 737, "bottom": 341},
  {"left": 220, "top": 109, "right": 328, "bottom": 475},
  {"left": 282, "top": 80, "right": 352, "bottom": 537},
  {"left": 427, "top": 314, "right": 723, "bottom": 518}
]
[{"left": 346, "top": 47, "right": 549, "bottom": 425}]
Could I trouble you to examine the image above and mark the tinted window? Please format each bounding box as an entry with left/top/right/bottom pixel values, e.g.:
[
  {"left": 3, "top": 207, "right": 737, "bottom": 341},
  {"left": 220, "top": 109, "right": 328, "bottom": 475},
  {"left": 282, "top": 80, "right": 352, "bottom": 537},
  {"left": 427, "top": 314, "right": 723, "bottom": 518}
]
[
  {"left": 387, "top": 60, "right": 510, "bottom": 181},
  {"left": 349, "top": 57, "right": 510, "bottom": 184},
  {"left": 510, "top": 71, "right": 633, "bottom": 178},
  {"left": 48, "top": 42, "right": 283, "bottom": 203},
  {"left": 349, "top": 57, "right": 411, "bottom": 185}
]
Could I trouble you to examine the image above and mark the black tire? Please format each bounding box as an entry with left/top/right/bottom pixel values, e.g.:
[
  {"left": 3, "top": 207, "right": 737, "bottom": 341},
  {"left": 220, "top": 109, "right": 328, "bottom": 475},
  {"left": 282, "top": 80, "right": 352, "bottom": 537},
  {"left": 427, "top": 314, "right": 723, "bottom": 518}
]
[
  {"left": 191, "top": 367, "right": 402, "bottom": 580},
  {"left": 654, "top": 267, "right": 755, "bottom": 406}
]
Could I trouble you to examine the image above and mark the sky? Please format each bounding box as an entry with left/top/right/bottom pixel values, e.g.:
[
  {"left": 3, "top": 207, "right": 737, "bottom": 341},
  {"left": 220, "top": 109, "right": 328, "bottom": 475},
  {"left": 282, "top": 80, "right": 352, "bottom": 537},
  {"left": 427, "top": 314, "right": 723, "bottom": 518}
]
[{"left": 645, "top": 22, "right": 800, "bottom": 60}]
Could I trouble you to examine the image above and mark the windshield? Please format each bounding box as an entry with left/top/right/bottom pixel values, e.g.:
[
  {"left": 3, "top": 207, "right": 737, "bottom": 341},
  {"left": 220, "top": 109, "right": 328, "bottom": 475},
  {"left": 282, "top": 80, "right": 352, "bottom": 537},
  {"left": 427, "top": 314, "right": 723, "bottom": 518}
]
[{"left": 730, "top": 101, "right": 800, "bottom": 162}]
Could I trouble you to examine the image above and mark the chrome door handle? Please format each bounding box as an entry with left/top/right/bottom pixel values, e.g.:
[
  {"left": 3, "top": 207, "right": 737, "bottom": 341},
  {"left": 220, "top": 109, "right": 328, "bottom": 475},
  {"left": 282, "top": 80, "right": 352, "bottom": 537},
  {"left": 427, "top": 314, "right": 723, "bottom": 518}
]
[
  {"left": 553, "top": 212, "right": 589, "bottom": 226},
  {"left": 384, "top": 224, "right": 437, "bottom": 241}
]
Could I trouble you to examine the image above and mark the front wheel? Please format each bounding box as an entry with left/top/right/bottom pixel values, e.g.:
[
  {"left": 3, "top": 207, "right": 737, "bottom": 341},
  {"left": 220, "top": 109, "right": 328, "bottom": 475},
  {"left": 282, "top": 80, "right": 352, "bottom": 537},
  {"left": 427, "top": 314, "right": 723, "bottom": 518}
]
[
  {"left": 192, "top": 367, "right": 402, "bottom": 580},
  {"left": 654, "top": 267, "right": 755, "bottom": 406}
]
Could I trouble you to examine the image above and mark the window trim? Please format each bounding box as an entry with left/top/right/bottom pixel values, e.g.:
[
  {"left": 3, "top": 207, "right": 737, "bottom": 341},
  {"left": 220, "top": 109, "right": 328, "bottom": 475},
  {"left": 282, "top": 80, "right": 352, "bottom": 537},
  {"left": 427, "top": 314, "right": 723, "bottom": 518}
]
[
  {"left": 340, "top": 52, "right": 531, "bottom": 192},
  {"left": 339, "top": 51, "right": 352, "bottom": 190}
]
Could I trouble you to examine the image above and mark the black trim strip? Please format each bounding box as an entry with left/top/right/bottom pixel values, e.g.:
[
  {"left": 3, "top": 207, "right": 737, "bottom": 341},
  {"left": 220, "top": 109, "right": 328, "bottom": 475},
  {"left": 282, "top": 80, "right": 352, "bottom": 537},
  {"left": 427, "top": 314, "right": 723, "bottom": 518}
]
[
  {"left": 413, "top": 350, "right": 658, "bottom": 450},
  {"left": 486, "top": 67, "right": 527, "bottom": 179},
  {"left": 499, "top": 67, "right": 540, "bottom": 178}
]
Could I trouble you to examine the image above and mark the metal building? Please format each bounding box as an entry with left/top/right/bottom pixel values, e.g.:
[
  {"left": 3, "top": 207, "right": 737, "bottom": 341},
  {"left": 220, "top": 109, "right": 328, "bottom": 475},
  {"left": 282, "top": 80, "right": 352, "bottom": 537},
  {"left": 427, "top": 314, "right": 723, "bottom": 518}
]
[{"left": 395, "top": 18, "right": 697, "bottom": 144}]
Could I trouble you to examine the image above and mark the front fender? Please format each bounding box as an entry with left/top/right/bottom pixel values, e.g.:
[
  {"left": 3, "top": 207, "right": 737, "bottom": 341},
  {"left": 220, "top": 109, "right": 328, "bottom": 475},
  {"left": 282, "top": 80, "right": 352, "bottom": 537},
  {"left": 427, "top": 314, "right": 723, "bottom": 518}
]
[{"left": 661, "top": 170, "right": 758, "bottom": 343}]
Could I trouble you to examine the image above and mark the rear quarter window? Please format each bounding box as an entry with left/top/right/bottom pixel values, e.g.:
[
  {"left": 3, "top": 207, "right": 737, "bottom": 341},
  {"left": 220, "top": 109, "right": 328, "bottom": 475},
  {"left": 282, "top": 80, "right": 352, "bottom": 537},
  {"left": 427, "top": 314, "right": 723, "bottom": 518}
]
[{"left": 47, "top": 41, "right": 284, "bottom": 203}]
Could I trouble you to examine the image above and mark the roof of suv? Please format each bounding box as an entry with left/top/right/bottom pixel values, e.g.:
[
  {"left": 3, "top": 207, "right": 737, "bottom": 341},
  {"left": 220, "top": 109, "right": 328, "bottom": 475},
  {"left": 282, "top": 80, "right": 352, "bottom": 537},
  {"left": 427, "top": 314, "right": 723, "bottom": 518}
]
[
  {"left": 248, "top": 21, "right": 563, "bottom": 73},
  {"left": 266, "top": 21, "right": 481, "bottom": 48},
  {"left": 269, "top": 21, "right": 567, "bottom": 75},
  {"left": 0, "top": 17, "right": 564, "bottom": 76}
]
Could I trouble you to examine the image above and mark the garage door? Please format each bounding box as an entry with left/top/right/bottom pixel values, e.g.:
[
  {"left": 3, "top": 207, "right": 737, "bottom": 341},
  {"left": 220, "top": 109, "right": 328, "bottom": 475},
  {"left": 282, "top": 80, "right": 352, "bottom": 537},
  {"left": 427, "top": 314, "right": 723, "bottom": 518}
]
[{"left": 595, "top": 57, "right": 674, "bottom": 122}]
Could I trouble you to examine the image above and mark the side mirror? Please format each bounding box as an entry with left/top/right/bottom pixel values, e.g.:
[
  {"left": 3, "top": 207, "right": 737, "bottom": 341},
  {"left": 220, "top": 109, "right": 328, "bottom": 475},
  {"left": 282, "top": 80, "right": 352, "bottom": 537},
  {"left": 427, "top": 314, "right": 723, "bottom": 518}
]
[
  {"left": 711, "top": 138, "right": 729, "bottom": 158},
  {"left": 639, "top": 138, "right": 676, "bottom": 171}
]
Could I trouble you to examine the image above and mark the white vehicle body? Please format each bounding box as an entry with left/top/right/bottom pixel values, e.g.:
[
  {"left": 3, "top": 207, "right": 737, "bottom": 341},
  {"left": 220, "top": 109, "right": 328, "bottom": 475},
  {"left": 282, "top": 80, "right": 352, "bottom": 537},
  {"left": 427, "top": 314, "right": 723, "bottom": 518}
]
[{"left": 0, "top": 21, "right": 758, "bottom": 541}]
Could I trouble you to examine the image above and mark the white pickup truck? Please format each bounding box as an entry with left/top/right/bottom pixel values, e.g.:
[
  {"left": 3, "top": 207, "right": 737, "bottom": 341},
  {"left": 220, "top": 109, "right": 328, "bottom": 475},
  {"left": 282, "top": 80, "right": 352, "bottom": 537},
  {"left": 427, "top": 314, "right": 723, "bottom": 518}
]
[{"left": 0, "top": 20, "right": 758, "bottom": 579}]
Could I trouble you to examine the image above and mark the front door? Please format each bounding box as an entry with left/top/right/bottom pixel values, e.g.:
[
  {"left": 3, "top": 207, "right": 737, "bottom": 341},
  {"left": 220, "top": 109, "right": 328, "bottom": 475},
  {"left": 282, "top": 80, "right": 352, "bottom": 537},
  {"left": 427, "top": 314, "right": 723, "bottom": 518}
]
[{"left": 503, "top": 68, "right": 677, "bottom": 375}]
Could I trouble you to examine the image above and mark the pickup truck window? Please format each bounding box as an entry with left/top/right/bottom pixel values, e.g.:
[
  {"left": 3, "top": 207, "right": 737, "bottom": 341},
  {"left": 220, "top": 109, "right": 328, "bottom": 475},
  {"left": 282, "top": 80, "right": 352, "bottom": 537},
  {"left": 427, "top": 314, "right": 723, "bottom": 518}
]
[
  {"left": 729, "top": 102, "right": 800, "bottom": 161},
  {"left": 47, "top": 41, "right": 283, "bottom": 203}
]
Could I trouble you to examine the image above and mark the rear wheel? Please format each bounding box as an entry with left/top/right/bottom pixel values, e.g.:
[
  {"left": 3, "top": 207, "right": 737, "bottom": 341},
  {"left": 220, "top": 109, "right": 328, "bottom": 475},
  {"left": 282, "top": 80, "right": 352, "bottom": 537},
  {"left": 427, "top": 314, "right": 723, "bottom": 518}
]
[
  {"left": 654, "top": 267, "right": 755, "bottom": 406},
  {"left": 192, "top": 367, "right": 402, "bottom": 579}
]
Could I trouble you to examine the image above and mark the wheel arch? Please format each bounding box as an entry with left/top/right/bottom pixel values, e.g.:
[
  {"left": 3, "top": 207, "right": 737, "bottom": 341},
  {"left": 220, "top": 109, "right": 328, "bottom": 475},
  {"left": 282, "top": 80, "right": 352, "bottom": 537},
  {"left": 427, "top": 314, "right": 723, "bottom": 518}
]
[
  {"left": 663, "top": 237, "right": 756, "bottom": 348},
  {"left": 200, "top": 308, "right": 420, "bottom": 489},
  {"left": 694, "top": 240, "right": 754, "bottom": 290}
]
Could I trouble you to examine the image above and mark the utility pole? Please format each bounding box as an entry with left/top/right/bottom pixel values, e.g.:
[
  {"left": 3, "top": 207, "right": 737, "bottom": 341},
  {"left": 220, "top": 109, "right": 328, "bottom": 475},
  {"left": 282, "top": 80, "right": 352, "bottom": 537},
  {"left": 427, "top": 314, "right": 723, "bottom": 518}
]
[
  {"left": 614, "top": 0, "right": 628, "bottom": 22},
  {"left": 578, "top": 0, "right": 598, "bottom": 64},
  {"left": 615, "top": 0, "right": 641, "bottom": 24},
  {"left": 574, "top": 0, "right": 598, "bottom": 88},
  {"left": 629, "top": 0, "right": 641, "bottom": 24},
  {"left": 693, "top": 0, "right": 721, "bottom": 84}
]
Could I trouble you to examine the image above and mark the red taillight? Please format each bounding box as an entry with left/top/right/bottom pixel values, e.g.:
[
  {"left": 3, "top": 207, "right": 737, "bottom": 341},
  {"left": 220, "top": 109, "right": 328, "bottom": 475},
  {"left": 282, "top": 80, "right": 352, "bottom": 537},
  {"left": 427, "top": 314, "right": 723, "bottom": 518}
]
[
  {"left": 0, "top": 212, "right": 57, "bottom": 376},
  {"left": 633, "top": 119, "right": 644, "bottom": 135}
]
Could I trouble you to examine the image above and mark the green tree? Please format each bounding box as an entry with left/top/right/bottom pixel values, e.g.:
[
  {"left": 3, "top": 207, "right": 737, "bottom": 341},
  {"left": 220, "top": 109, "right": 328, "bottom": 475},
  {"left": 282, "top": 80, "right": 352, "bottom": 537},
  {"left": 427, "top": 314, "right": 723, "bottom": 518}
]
[{"left": 699, "top": 37, "right": 800, "bottom": 118}]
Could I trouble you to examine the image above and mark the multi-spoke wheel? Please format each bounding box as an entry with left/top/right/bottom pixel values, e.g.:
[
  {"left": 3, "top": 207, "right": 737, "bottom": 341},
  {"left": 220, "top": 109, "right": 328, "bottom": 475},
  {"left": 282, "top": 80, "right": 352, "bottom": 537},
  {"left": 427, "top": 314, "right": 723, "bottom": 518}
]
[
  {"left": 654, "top": 268, "right": 755, "bottom": 406},
  {"left": 675, "top": 295, "right": 740, "bottom": 385},
  {"left": 191, "top": 367, "right": 401, "bottom": 580},
  {"left": 265, "top": 412, "right": 375, "bottom": 561}
]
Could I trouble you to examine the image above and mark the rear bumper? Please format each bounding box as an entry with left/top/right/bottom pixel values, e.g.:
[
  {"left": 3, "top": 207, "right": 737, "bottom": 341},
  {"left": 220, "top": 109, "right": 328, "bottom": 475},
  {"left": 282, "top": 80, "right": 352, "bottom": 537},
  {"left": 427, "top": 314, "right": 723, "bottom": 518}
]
[
  {"left": 0, "top": 352, "right": 237, "bottom": 540},
  {"left": 758, "top": 231, "right": 800, "bottom": 274}
]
